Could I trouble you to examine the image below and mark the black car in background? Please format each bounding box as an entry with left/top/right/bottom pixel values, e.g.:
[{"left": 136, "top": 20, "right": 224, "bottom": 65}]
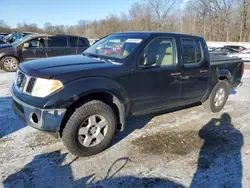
[
  {"left": 0, "top": 34, "right": 90, "bottom": 72},
  {"left": 209, "top": 47, "right": 238, "bottom": 56}
]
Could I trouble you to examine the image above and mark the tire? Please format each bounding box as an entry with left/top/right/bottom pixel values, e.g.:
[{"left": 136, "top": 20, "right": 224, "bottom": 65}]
[
  {"left": 1, "top": 56, "right": 19, "bottom": 72},
  {"left": 202, "top": 81, "right": 229, "bottom": 113},
  {"left": 62, "top": 100, "right": 117, "bottom": 157}
]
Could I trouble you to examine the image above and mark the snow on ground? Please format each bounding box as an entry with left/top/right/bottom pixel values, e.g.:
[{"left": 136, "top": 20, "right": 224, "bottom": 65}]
[{"left": 0, "top": 70, "right": 250, "bottom": 188}]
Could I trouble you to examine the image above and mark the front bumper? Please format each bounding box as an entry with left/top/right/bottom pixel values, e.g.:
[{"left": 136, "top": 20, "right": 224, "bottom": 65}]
[{"left": 12, "top": 92, "right": 66, "bottom": 132}]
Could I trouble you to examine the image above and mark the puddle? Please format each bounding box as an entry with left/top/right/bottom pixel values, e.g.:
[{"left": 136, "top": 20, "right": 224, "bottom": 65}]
[{"left": 131, "top": 131, "right": 203, "bottom": 156}]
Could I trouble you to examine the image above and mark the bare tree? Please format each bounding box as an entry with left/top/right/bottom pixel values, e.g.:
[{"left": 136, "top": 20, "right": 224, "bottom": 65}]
[
  {"left": 0, "top": 0, "right": 250, "bottom": 41},
  {"left": 145, "top": 0, "right": 183, "bottom": 30},
  {"left": 239, "top": 0, "right": 250, "bottom": 41}
]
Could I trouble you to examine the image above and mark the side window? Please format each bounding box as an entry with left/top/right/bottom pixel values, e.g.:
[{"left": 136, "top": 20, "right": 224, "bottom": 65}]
[
  {"left": 194, "top": 40, "right": 202, "bottom": 62},
  {"left": 182, "top": 39, "right": 203, "bottom": 65},
  {"left": 48, "top": 37, "right": 67, "bottom": 47},
  {"left": 139, "top": 38, "right": 176, "bottom": 67},
  {"left": 69, "top": 37, "right": 88, "bottom": 47},
  {"left": 27, "top": 37, "right": 45, "bottom": 48}
]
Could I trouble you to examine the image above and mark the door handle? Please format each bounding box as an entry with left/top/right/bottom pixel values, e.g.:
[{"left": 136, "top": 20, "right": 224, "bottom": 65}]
[
  {"left": 181, "top": 76, "right": 189, "bottom": 80},
  {"left": 199, "top": 70, "right": 208, "bottom": 74},
  {"left": 171, "top": 72, "right": 181, "bottom": 76}
]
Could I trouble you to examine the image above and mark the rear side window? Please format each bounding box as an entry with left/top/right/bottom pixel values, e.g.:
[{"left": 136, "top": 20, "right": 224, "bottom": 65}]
[
  {"left": 182, "top": 39, "right": 203, "bottom": 65},
  {"left": 69, "top": 37, "right": 89, "bottom": 47},
  {"left": 48, "top": 37, "right": 67, "bottom": 47}
]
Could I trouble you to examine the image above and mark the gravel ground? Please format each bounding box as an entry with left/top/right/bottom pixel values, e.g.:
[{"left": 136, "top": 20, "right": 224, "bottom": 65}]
[{"left": 0, "top": 69, "right": 250, "bottom": 188}]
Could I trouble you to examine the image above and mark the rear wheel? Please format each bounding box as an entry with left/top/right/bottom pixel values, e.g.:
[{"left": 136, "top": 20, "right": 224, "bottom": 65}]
[
  {"left": 202, "top": 81, "right": 229, "bottom": 113},
  {"left": 62, "top": 100, "right": 116, "bottom": 157},
  {"left": 1, "top": 56, "right": 19, "bottom": 72}
]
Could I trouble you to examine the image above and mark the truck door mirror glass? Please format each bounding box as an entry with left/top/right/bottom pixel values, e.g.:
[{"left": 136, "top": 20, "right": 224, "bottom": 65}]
[{"left": 23, "top": 42, "right": 30, "bottom": 48}]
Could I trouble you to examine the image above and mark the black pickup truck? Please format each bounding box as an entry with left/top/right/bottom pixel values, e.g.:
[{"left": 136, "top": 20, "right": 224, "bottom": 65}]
[
  {"left": 0, "top": 34, "right": 90, "bottom": 72},
  {"left": 11, "top": 32, "right": 244, "bottom": 157}
]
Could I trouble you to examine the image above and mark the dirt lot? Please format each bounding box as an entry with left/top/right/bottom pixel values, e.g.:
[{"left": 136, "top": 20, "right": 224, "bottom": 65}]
[{"left": 0, "top": 69, "right": 250, "bottom": 188}]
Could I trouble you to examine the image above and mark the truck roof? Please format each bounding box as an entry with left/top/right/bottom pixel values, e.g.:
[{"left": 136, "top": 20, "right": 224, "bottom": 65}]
[{"left": 115, "top": 31, "right": 204, "bottom": 39}]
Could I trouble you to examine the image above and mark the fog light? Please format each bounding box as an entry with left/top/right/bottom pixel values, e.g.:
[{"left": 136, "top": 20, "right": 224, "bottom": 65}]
[{"left": 31, "top": 113, "right": 39, "bottom": 124}]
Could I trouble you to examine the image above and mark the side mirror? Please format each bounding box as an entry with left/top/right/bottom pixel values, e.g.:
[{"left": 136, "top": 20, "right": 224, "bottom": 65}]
[
  {"left": 23, "top": 42, "right": 30, "bottom": 48},
  {"left": 140, "top": 53, "right": 156, "bottom": 67}
]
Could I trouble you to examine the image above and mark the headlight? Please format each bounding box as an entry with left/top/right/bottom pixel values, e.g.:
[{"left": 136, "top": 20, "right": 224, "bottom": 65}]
[{"left": 31, "top": 78, "right": 63, "bottom": 98}]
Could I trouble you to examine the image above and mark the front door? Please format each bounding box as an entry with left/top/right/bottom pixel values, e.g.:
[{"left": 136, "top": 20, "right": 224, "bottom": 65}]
[
  {"left": 22, "top": 37, "right": 47, "bottom": 61},
  {"left": 179, "top": 39, "right": 209, "bottom": 105},
  {"left": 127, "top": 37, "right": 181, "bottom": 114}
]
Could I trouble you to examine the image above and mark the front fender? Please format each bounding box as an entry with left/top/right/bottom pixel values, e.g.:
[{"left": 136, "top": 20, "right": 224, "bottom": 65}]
[{"left": 44, "top": 77, "right": 129, "bottom": 110}]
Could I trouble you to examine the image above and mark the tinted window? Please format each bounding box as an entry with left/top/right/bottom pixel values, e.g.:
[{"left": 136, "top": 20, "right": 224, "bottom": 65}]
[
  {"left": 69, "top": 37, "right": 88, "bottom": 47},
  {"left": 194, "top": 40, "right": 202, "bottom": 62},
  {"left": 139, "top": 38, "right": 176, "bottom": 67},
  {"left": 48, "top": 37, "right": 67, "bottom": 47},
  {"left": 182, "top": 39, "right": 203, "bottom": 64},
  {"left": 182, "top": 40, "right": 196, "bottom": 64}
]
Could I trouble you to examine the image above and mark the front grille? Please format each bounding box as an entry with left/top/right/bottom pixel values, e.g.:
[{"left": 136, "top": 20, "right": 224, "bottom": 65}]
[
  {"left": 15, "top": 70, "right": 36, "bottom": 94},
  {"left": 26, "top": 77, "right": 36, "bottom": 93},
  {"left": 16, "top": 71, "right": 26, "bottom": 89}
]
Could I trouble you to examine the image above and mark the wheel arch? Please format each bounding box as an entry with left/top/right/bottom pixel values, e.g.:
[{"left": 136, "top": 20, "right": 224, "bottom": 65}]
[
  {"left": 217, "top": 69, "right": 232, "bottom": 82},
  {"left": 59, "top": 90, "right": 126, "bottom": 136}
]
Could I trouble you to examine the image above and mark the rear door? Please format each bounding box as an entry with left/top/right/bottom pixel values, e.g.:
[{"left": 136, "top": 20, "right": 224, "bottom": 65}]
[
  {"left": 22, "top": 36, "right": 47, "bottom": 61},
  {"left": 68, "top": 37, "right": 90, "bottom": 54},
  {"left": 47, "top": 36, "right": 69, "bottom": 57},
  {"left": 179, "top": 39, "right": 209, "bottom": 105}
]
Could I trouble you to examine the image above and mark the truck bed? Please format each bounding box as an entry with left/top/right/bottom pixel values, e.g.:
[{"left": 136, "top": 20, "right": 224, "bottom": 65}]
[
  {"left": 210, "top": 55, "right": 243, "bottom": 65},
  {"left": 210, "top": 55, "right": 243, "bottom": 88}
]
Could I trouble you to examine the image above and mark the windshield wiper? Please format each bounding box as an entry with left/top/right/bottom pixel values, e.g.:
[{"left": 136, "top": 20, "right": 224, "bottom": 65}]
[{"left": 83, "top": 53, "right": 121, "bottom": 64}]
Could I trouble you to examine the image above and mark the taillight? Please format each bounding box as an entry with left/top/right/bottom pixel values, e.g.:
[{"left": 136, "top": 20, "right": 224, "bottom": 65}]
[{"left": 241, "top": 63, "right": 244, "bottom": 76}]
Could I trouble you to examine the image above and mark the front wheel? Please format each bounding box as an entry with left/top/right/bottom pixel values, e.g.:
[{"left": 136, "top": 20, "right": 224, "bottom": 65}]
[
  {"left": 62, "top": 100, "right": 117, "bottom": 157},
  {"left": 202, "top": 81, "right": 229, "bottom": 113},
  {"left": 1, "top": 56, "right": 19, "bottom": 72}
]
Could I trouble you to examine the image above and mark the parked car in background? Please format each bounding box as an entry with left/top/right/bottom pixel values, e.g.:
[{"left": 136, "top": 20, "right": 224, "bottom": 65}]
[
  {"left": 0, "top": 33, "right": 8, "bottom": 39},
  {"left": 89, "top": 39, "right": 99, "bottom": 45},
  {"left": 11, "top": 31, "right": 244, "bottom": 157},
  {"left": 0, "top": 31, "right": 36, "bottom": 44},
  {"left": 209, "top": 47, "right": 238, "bottom": 56},
  {"left": 223, "top": 45, "right": 247, "bottom": 53},
  {"left": 228, "top": 49, "right": 250, "bottom": 62},
  {"left": 208, "top": 46, "right": 216, "bottom": 52},
  {"left": 0, "top": 34, "right": 90, "bottom": 72}
]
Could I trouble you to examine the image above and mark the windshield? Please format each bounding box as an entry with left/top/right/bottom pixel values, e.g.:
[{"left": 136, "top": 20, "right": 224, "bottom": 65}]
[
  {"left": 11, "top": 34, "right": 32, "bottom": 45},
  {"left": 2, "top": 33, "right": 13, "bottom": 41},
  {"left": 83, "top": 34, "right": 148, "bottom": 60},
  {"left": 2, "top": 32, "right": 24, "bottom": 43}
]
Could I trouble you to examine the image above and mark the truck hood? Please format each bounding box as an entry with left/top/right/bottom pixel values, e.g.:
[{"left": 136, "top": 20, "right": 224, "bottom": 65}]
[{"left": 20, "top": 55, "right": 119, "bottom": 80}]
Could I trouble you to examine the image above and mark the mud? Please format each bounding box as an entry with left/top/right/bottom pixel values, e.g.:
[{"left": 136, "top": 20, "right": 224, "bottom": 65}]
[{"left": 131, "top": 130, "right": 203, "bottom": 156}]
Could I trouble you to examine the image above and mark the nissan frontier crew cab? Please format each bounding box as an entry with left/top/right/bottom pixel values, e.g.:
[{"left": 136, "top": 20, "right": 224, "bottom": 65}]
[{"left": 11, "top": 32, "right": 244, "bottom": 157}]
